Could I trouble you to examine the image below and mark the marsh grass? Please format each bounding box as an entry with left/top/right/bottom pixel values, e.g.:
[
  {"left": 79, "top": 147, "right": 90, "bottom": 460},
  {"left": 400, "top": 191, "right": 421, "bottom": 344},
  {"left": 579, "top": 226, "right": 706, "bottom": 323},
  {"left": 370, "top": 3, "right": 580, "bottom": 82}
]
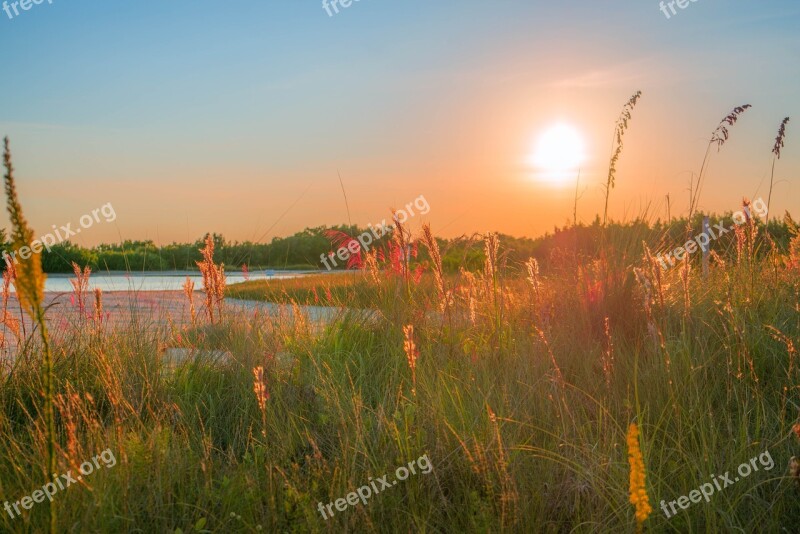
[
  {"left": 226, "top": 272, "right": 412, "bottom": 311},
  {"left": 0, "top": 138, "right": 799, "bottom": 533},
  {"left": 3, "top": 231, "right": 799, "bottom": 532}
]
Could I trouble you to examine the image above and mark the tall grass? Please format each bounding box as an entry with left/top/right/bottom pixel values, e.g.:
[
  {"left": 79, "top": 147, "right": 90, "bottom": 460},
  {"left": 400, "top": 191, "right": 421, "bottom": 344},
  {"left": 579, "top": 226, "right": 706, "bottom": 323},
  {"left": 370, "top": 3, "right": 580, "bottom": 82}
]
[
  {"left": 3, "top": 137, "right": 57, "bottom": 533},
  {"left": 767, "top": 117, "right": 790, "bottom": 224},
  {"left": 603, "top": 91, "right": 642, "bottom": 228},
  {"left": 688, "top": 105, "right": 752, "bottom": 221}
]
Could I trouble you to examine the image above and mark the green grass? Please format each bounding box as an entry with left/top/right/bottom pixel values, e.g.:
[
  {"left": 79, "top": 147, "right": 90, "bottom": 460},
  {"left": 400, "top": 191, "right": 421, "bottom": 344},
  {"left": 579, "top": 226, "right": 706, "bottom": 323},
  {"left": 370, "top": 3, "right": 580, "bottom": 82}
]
[
  {"left": 227, "top": 272, "right": 408, "bottom": 309},
  {"left": 1, "top": 235, "right": 800, "bottom": 533}
]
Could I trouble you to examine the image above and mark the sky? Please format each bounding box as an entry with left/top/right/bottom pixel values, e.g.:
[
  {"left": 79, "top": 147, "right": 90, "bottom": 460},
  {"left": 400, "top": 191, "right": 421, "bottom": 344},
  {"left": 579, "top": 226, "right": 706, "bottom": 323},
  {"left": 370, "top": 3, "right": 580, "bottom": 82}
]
[{"left": 0, "top": 0, "right": 799, "bottom": 246}]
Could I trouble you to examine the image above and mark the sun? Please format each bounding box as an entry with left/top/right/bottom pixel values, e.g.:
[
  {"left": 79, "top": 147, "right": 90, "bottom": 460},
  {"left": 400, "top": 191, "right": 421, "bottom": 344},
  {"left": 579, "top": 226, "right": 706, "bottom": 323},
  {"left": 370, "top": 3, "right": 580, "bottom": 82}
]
[{"left": 529, "top": 123, "right": 586, "bottom": 183}]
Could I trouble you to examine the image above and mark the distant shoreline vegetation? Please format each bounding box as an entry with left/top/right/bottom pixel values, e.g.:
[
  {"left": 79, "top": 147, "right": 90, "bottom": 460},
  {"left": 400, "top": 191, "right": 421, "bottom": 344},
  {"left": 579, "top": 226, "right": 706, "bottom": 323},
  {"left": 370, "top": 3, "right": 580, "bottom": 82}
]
[{"left": 0, "top": 215, "right": 795, "bottom": 274}]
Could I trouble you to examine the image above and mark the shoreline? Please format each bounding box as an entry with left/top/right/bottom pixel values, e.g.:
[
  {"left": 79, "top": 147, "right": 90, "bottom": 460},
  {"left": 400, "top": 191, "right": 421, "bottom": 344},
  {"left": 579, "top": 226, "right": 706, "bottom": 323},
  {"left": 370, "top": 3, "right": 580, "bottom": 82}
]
[{"left": 42, "top": 269, "right": 320, "bottom": 278}]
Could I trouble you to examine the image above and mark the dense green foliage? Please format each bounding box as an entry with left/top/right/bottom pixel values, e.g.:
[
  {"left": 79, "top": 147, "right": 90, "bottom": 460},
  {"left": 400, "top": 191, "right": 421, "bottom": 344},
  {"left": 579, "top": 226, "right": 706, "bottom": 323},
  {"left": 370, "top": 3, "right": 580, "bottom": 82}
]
[{"left": 4, "top": 213, "right": 795, "bottom": 274}]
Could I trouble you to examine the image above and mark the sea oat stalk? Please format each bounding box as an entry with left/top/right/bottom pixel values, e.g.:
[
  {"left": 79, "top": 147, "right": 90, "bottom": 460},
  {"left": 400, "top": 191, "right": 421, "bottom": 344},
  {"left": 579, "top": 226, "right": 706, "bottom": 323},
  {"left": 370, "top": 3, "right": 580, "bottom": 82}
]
[
  {"left": 70, "top": 262, "right": 91, "bottom": 321},
  {"left": 767, "top": 117, "right": 790, "bottom": 225},
  {"left": 525, "top": 257, "right": 541, "bottom": 324},
  {"left": 533, "top": 326, "right": 564, "bottom": 387},
  {"left": 197, "top": 235, "right": 226, "bottom": 324},
  {"left": 603, "top": 91, "right": 642, "bottom": 227},
  {"left": 391, "top": 212, "right": 411, "bottom": 281},
  {"left": 421, "top": 224, "right": 448, "bottom": 312},
  {"left": 93, "top": 288, "right": 103, "bottom": 329},
  {"left": 403, "top": 324, "right": 419, "bottom": 397},
  {"left": 252, "top": 366, "right": 269, "bottom": 437},
  {"left": 3, "top": 137, "right": 57, "bottom": 533},
  {"left": 182, "top": 276, "right": 196, "bottom": 325},
  {"left": 602, "top": 317, "right": 614, "bottom": 388},
  {"left": 484, "top": 233, "right": 501, "bottom": 334},
  {"left": 0, "top": 262, "right": 20, "bottom": 350},
  {"left": 689, "top": 105, "right": 752, "bottom": 221}
]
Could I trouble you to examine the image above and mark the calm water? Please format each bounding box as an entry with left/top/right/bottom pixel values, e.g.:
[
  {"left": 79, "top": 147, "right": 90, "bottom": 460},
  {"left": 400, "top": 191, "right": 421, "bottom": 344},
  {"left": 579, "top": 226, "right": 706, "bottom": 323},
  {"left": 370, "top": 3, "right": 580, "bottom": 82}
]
[{"left": 31, "top": 270, "right": 311, "bottom": 293}]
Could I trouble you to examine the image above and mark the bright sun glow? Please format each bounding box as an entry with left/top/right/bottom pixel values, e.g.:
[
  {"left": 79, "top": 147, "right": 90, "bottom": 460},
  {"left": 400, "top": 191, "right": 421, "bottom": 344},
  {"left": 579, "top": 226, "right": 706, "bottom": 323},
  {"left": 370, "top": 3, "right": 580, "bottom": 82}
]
[{"left": 529, "top": 123, "right": 585, "bottom": 183}]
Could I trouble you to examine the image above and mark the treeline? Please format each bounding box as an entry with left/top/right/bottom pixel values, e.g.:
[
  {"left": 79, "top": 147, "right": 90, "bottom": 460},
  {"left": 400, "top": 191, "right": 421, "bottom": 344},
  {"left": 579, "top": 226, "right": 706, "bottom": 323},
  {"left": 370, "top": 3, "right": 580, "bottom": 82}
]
[
  {"left": 27, "top": 228, "right": 341, "bottom": 273},
  {"left": 1, "top": 213, "right": 795, "bottom": 274}
]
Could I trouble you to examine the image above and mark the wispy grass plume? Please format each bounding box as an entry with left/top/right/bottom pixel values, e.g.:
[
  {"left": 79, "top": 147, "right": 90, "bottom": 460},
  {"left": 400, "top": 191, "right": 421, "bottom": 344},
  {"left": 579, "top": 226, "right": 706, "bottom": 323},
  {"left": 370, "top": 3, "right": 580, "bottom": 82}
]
[
  {"left": 603, "top": 90, "right": 642, "bottom": 227},
  {"left": 689, "top": 104, "right": 752, "bottom": 220},
  {"left": 767, "top": 117, "right": 790, "bottom": 224}
]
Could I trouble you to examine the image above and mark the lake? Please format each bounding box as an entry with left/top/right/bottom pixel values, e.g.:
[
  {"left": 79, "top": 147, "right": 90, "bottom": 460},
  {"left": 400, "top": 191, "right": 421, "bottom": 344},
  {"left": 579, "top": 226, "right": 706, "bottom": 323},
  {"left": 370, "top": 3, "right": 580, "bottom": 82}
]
[{"left": 29, "top": 270, "right": 312, "bottom": 293}]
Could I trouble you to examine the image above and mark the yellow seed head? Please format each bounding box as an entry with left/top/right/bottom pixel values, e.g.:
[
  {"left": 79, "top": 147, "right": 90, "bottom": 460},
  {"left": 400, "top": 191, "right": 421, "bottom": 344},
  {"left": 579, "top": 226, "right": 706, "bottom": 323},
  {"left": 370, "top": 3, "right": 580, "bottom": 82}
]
[{"left": 627, "top": 423, "right": 652, "bottom": 527}]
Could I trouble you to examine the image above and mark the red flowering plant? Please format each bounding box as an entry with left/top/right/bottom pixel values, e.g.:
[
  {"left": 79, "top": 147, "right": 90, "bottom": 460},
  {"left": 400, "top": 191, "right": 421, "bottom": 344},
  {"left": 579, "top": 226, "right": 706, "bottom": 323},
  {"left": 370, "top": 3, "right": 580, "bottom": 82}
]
[{"left": 323, "top": 229, "right": 365, "bottom": 270}]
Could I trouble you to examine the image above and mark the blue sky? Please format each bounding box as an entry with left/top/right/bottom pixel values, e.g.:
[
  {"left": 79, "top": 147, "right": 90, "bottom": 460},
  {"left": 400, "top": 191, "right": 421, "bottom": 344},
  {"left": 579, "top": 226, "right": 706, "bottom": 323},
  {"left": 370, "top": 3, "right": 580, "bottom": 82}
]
[{"left": 1, "top": 0, "right": 798, "bottom": 244}]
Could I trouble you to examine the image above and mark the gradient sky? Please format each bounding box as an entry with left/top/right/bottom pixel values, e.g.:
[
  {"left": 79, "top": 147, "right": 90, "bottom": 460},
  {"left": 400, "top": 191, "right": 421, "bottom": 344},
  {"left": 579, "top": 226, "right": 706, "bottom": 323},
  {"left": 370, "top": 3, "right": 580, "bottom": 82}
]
[{"left": 1, "top": 0, "right": 799, "bottom": 246}]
